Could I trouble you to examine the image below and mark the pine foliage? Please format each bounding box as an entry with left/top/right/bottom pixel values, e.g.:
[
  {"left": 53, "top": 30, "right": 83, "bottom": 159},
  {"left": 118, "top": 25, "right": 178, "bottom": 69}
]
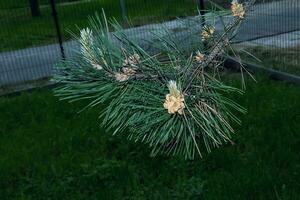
[{"left": 54, "top": 0, "right": 255, "bottom": 159}]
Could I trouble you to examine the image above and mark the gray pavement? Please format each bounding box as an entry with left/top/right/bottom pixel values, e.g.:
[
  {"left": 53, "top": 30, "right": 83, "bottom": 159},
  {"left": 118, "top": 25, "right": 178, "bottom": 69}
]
[{"left": 0, "top": 0, "right": 299, "bottom": 87}]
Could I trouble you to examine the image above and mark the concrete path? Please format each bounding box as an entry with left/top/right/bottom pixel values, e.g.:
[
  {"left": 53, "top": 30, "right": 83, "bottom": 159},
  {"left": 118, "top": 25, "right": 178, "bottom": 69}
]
[{"left": 0, "top": 0, "right": 299, "bottom": 87}]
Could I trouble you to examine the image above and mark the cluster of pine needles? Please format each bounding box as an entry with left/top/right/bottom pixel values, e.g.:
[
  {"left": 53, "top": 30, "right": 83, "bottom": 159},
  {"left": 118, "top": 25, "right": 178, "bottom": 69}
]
[{"left": 54, "top": 0, "right": 256, "bottom": 159}]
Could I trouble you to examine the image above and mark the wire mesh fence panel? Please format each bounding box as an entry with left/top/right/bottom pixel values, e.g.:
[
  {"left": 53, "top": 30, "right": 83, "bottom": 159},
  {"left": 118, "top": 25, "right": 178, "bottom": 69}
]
[
  {"left": 58, "top": 0, "right": 200, "bottom": 54},
  {"left": 0, "top": 0, "right": 299, "bottom": 92},
  {"left": 0, "top": 0, "right": 200, "bottom": 91},
  {"left": 119, "top": 0, "right": 200, "bottom": 55},
  {"left": 0, "top": 0, "right": 62, "bottom": 88},
  {"left": 236, "top": 0, "right": 300, "bottom": 76},
  {"left": 58, "top": 0, "right": 127, "bottom": 58}
]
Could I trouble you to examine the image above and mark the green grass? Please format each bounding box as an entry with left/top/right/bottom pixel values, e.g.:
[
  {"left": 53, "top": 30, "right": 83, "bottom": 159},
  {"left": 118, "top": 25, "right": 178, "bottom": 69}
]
[
  {"left": 0, "top": 0, "right": 198, "bottom": 52},
  {"left": 238, "top": 45, "right": 300, "bottom": 76},
  {"left": 0, "top": 0, "right": 79, "bottom": 9},
  {"left": 1, "top": 76, "right": 300, "bottom": 199},
  {"left": 0, "top": 0, "right": 286, "bottom": 52}
]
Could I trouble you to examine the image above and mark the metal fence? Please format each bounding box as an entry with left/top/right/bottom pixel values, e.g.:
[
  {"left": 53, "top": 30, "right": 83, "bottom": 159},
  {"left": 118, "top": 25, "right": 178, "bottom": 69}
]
[{"left": 0, "top": 0, "right": 299, "bottom": 91}]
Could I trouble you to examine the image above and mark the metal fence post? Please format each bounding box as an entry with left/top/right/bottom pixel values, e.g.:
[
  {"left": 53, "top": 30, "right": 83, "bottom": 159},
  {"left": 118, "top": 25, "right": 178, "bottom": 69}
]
[
  {"left": 29, "top": 0, "right": 41, "bottom": 17},
  {"left": 50, "top": 0, "right": 65, "bottom": 59},
  {"left": 198, "top": 0, "right": 206, "bottom": 28},
  {"left": 198, "top": 0, "right": 206, "bottom": 47},
  {"left": 120, "top": 0, "right": 128, "bottom": 23}
]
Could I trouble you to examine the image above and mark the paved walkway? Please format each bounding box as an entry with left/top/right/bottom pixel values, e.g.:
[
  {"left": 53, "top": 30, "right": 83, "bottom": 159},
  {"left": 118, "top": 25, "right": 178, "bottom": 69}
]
[{"left": 0, "top": 0, "right": 299, "bottom": 87}]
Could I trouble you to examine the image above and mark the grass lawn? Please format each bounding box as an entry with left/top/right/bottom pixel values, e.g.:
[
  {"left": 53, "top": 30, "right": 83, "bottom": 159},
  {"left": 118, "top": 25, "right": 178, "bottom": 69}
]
[
  {"left": 1, "top": 76, "right": 300, "bottom": 199},
  {"left": 238, "top": 45, "right": 300, "bottom": 76}
]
